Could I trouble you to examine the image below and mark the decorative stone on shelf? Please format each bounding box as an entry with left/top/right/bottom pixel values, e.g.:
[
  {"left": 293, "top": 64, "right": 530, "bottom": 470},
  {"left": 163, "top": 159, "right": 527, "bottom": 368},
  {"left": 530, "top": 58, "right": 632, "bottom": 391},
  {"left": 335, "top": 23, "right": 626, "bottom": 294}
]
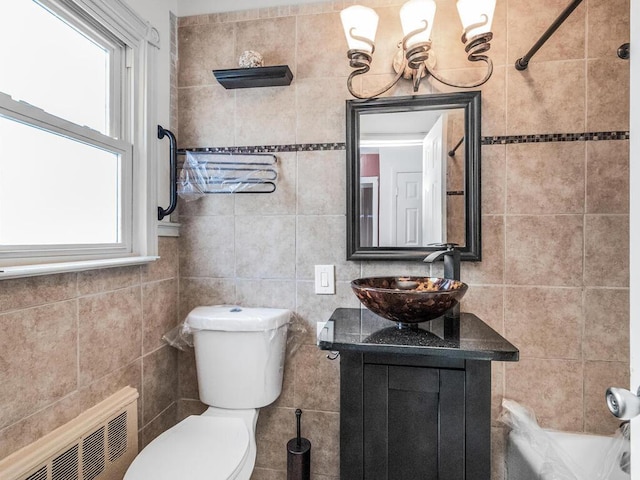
[{"left": 238, "top": 50, "right": 264, "bottom": 68}]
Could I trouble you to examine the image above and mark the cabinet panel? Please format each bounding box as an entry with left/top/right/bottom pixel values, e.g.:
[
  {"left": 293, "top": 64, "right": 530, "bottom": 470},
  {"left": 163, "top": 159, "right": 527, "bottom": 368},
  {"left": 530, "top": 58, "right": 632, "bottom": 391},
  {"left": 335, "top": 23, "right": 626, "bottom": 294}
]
[
  {"left": 363, "top": 364, "right": 388, "bottom": 480},
  {"left": 389, "top": 365, "right": 439, "bottom": 392},
  {"left": 340, "top": 352, "right": 364, "bottom": 479},
  {"left": 363, "top": 364, "right": 465, "bottom": 479},
  {"left": 387, "top": 386, "right": 439, "bottom": 478},
  {"left": 438, "top": 368, "right": 466, "bottom": 480}
]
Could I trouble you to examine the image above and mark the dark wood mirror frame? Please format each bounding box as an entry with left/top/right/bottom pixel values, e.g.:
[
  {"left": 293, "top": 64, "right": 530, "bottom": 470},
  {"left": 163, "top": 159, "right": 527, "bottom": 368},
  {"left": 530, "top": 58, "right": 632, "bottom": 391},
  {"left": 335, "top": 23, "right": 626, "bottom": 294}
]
[{"left": 346, "top": 91, "right": 482, "bottom": 261}]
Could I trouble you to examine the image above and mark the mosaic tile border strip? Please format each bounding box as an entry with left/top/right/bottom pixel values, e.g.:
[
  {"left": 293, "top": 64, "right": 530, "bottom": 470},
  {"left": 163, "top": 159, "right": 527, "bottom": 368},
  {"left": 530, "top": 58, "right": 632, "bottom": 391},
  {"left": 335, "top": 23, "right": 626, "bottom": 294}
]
[
  {"left": 482, "top": 131, "right": 630, "bottom": 145},
  {"left": 180, "top": 143, "right": 346, "bottom": 154},
  {"left": 181, "top": 132, "right": 629, "bottom": 154}
]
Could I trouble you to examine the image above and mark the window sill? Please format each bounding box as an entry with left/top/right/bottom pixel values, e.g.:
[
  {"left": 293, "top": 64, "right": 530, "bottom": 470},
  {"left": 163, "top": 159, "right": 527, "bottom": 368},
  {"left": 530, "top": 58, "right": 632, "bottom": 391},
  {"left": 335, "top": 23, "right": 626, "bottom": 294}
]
[{"left": 0, "top": 256, "right": 159, "bottom": 280}]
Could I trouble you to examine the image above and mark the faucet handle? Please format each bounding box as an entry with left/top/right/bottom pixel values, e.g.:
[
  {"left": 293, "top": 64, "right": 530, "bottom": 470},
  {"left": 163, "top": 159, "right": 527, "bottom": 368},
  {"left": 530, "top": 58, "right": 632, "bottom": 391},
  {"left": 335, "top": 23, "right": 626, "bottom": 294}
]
[
  {"left": 423, "top": 243, "right": 461, "bottom": 272},
  {"left": 428, "top": 242, "right": 459, "bottom": 251}
]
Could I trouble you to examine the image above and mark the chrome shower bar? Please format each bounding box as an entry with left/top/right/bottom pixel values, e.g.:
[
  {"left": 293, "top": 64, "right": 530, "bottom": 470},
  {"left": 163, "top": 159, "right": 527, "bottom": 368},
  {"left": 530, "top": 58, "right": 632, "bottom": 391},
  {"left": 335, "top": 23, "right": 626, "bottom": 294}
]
[{"left": 515, "top": 0, "right": 583, "bottom": 71}]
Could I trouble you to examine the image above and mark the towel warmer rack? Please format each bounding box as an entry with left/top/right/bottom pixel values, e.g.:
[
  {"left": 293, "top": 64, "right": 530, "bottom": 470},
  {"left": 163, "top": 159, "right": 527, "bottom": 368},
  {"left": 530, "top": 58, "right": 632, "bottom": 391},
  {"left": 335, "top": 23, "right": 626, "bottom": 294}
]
[{"left": 156, "top": 126, "right": 279, "bottom": 221}]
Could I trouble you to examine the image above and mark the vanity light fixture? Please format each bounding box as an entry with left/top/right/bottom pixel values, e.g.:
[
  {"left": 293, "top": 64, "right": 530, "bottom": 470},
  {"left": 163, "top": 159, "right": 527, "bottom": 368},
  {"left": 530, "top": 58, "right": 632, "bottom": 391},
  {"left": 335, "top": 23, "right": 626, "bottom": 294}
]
[{"left": 340, "top": 0, "right": 496, "bottom": 99}]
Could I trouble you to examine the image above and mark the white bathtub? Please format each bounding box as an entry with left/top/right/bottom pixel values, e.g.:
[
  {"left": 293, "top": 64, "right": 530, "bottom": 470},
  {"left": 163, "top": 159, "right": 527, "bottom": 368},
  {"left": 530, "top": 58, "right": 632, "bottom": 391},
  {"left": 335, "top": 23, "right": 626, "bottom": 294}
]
[{"left": 506, "top": 429, "right": 629, "bottom": 480}]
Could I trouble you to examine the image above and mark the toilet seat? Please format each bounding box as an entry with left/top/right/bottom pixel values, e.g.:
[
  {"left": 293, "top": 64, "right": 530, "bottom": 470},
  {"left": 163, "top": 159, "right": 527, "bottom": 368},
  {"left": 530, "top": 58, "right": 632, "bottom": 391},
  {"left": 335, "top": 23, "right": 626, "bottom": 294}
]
[{"left": 124, "top": 415, "right": 250, "bottom": 480}]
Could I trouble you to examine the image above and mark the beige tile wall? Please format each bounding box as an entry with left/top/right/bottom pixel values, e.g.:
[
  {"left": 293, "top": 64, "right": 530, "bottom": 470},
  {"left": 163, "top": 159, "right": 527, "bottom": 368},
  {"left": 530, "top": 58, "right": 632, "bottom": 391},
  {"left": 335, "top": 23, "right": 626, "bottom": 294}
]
[
  {"left": 175, "top": 1, "right": 629, "bottom": 479},
  {"left": 0, "top": 237, "right": 181, "bottom": 460}
]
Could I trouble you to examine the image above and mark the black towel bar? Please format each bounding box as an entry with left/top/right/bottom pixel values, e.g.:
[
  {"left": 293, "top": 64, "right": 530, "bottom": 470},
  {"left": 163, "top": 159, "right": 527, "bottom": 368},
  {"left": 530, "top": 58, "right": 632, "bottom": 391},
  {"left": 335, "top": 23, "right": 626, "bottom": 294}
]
[{"left": 157, "top": 125, "right": 177, "bottom": 221}]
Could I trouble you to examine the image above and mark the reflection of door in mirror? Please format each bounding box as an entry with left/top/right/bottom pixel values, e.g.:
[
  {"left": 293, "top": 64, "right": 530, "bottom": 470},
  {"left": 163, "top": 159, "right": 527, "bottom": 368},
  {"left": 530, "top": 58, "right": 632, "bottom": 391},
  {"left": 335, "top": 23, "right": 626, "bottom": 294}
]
[
  {"left": 423, "top": 114, "right": 447, "bottom": 245},
  {"left": 359, "top": 110, "right": 465, "bottom": 248},
  {"left": 396, "top": 171, "right": 423, "bottom": 246},
  {"left": 360, "top": 176, "right": 379, "bottom": 247},
  {"left": 378, "top": 145, "right": 423, "bottom": 247}
]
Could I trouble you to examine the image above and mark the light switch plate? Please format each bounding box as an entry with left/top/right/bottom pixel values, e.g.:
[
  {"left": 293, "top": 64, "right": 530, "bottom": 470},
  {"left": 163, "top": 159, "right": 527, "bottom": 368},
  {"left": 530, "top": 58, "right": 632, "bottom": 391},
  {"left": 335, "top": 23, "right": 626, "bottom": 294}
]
[{"left": 314, "top": 265, "right": 335, "bottom": 294}]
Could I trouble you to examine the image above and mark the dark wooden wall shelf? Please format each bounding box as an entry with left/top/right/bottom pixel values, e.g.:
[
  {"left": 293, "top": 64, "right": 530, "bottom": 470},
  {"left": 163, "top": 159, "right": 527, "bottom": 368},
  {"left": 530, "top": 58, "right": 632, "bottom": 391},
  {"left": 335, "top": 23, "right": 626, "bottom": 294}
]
[{"left": 212, "top": 65, "right": 293, "bottom": 89}]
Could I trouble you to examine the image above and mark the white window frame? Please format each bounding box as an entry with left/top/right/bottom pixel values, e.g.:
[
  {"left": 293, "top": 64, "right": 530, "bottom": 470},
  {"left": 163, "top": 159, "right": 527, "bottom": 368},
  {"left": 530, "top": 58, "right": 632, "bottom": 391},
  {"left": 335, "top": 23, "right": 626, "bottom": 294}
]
[
  {"left": 0, "top": 99, "right": 133, "bottom": 257},
  {"left": 0, "top": 0, "right": 160, "bottom": 279}
]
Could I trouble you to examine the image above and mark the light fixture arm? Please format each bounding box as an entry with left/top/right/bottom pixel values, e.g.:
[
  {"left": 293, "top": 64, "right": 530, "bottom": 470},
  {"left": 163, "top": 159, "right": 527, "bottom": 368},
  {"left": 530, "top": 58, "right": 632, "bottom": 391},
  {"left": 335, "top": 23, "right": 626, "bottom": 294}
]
[
  {"left": 400, "top": 20, "right": 432, "bottom": 92},
  {"left": 402, "top": 21, "right": 431, "bottom": 69},
  {"left": 347, "top": 27, "right": 376, "bottom": 56},
  {"left": 427, "top": 32, "right": 494, "bottom": 89},
  {"left": 461, "top": 14, "right": 489, "bottom": 44},
  {"left": 413, "top": 62, "right": 427, "bottom": 91},
  {"left": 345, "top": 26, "right": 410, "bottom": 99},
  {"left": 426, "top": 15, "right": 493, "bottom": 88},
  {"left": 401, "top": 20, "right": 430, "bottom": 53},
  {"left": 346, "top": 52, "right": 407, "bottom": 99},
  {"left": 346, "top": 21, "right": 430, "bottom": 99}
]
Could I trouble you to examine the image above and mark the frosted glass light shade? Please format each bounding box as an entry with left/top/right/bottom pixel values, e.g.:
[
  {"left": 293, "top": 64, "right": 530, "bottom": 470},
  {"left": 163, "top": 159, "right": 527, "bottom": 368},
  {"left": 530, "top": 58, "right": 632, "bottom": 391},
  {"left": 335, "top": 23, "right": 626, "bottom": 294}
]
[
  {"left": 456, "top": 0, "right": 496, "bottom": 39},
  {"left": 400, "top": 0, "right": 436, "bottom": 49},
  {"left": 340, "top": 6, "right": 379, "bottom": 53}
]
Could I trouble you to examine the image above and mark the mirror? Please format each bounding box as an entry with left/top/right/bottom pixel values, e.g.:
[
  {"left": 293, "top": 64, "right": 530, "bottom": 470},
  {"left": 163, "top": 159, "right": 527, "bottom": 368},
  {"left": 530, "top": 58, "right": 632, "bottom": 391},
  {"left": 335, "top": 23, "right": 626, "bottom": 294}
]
[{"left": 346, "top": 91, "right": 481, "bottom": 261}]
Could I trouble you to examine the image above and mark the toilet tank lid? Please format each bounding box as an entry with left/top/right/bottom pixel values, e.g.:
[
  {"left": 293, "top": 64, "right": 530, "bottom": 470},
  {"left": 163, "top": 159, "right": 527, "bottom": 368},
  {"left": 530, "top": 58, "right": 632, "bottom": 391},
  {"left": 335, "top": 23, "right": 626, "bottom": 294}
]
[{"left": 186, "top": 305, "right": 291, "bottom": 331}]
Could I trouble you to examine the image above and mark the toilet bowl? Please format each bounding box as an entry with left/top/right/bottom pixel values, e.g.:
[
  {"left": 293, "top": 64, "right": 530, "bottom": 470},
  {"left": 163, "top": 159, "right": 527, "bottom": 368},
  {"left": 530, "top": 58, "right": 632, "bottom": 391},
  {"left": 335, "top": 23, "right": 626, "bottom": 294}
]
[
  {"left": 124, "top": 407, "right": 257, "bottom": 480},
  {"left": 124, "top": 306, "right": 291, "bottom": 480}
]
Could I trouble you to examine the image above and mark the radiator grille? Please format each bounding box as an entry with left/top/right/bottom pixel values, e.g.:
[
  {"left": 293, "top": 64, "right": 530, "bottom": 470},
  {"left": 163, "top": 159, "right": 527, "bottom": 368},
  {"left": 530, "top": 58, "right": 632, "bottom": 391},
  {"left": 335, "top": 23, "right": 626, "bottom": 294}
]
[
  {"left": 52, "top": 445, "right": 79, "bottom": 480},
  {"left": 0, "top": 387, "right": 138, "bottom": 480},
  {"left": 82, "top": 427, "right": 105, "bottom": 480},
  {"left": 25, "top": 468, "right": 47, "bottom": 480},
  {"left": 107, "top": 412, "right": 127, "bottom": 462}
]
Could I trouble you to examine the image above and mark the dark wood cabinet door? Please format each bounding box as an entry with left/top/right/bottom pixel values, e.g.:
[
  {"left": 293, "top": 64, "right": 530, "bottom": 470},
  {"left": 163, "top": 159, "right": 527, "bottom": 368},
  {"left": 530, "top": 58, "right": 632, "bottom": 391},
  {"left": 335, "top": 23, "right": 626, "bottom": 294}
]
[
  {"left": 362, "top": 365, "right": 465, "bottom": 480},
  {"left": 339, "top": 352, "right": 490, "bottom": 480}
]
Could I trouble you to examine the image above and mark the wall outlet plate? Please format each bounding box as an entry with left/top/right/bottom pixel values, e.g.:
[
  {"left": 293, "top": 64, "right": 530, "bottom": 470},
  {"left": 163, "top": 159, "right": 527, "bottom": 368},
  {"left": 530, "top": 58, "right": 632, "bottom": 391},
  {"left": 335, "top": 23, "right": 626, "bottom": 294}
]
[{"left": 316, "top": 321, "right": 334, "bottom": 343}]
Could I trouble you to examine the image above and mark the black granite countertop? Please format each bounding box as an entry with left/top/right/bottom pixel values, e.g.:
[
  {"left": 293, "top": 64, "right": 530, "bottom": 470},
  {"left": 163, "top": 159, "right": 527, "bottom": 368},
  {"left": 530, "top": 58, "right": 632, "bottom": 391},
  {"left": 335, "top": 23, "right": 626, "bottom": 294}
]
[{"left": 317, "top": 308, "right": 519, "bottom": 362}]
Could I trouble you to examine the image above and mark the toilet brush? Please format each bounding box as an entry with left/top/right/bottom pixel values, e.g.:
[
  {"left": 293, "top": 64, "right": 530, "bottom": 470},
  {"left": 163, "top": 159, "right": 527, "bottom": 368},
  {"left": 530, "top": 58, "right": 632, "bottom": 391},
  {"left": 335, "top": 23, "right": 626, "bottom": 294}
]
[{"left": 286, "top": 409, "right": 311, "bottom": 480}]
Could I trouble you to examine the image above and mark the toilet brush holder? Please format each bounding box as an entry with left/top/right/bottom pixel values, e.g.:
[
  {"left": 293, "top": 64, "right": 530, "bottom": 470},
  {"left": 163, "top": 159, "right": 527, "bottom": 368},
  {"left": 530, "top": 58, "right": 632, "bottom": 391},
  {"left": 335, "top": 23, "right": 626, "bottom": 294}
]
[{"left": 287, "top": 409, "right": 311, "bottom": 480}]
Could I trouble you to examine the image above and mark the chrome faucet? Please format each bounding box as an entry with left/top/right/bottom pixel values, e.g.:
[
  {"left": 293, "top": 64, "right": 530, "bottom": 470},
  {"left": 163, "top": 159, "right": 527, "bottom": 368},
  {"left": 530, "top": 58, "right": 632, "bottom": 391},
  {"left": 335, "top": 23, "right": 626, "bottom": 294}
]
[
  {"left": 423, "top": 243, "right": 461, "bottom": 281},
  {"left": 424, "top": 243, "right": 461, "bottom": 319}
]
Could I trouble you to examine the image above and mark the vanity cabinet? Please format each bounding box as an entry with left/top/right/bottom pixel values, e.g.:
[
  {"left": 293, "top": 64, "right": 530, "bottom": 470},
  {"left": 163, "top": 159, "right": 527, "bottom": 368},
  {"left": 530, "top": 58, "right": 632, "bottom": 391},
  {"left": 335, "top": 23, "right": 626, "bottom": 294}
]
[
  {"left": 318, "top": 309, "right": 518, "bottom": 480},
  {"left": 341, "top": 352, "right": 490, "bottom": 479}
]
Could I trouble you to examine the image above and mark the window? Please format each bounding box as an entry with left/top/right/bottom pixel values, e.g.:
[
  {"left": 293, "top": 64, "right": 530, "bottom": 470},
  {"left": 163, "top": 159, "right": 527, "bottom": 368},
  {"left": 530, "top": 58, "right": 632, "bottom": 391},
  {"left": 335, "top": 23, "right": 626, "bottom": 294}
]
[
  {"left": 0, "top": 0, "right": 115, "bottom": 134},
  {"left": 0, "top": 0, "right": 158, "bottom": 276}
]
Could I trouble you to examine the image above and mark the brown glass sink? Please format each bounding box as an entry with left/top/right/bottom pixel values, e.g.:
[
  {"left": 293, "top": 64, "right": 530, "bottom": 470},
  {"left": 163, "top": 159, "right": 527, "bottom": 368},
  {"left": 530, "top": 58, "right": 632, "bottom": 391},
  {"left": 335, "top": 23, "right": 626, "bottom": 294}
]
[{"left": 351, "top": 276, "right": 468, "bottom": 326}]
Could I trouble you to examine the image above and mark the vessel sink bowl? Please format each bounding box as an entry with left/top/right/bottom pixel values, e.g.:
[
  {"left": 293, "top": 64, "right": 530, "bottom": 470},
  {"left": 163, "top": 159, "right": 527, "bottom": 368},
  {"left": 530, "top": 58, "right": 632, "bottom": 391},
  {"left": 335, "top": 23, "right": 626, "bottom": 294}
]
[{"left": 351, "top": 276, "right": 468, "bottom": 325}]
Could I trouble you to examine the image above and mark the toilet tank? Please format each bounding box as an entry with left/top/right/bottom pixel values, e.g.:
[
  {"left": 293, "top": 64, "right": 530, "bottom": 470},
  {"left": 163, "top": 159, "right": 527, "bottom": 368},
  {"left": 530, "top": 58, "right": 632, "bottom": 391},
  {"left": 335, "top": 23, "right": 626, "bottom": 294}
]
[{"left": 185, "top": 306, "right": 291, "bottom": 409}]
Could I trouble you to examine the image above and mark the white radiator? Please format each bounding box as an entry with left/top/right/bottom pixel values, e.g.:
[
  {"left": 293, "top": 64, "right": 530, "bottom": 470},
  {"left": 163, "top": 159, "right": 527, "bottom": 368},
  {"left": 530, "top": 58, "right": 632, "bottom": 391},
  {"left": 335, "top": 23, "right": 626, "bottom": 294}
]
[{"left": 0, "top": 387, "right": 138, "bottom": 480}]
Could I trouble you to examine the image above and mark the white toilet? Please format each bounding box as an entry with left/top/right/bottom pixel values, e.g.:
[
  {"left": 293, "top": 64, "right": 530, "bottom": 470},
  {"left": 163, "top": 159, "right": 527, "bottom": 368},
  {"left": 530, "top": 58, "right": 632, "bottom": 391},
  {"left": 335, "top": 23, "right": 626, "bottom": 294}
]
[{"left": 125, "top": 306, "right": 291, "bottom": 480}]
